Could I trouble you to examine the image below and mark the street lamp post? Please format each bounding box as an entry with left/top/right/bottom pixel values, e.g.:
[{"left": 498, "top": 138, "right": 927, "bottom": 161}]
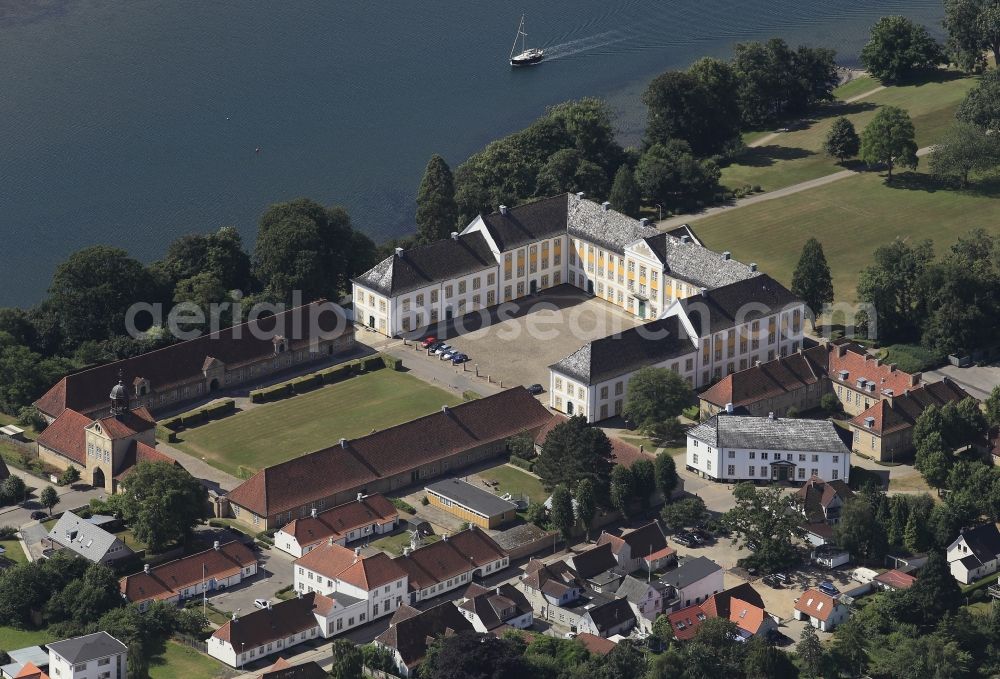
[{"left": 655, "top": 204, "right": 663, "bottom": 221}]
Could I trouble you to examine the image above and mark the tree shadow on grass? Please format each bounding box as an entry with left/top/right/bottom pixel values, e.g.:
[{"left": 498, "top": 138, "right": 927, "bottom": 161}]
[
  {"left": 824, "top": 100, "right": 878, "bottom": 117},
  {"left": 879, "top": 171, "right": 944, "bottom": 192},
  {"left": 725, "top": 145, "right": 815, "bottom": 168}
]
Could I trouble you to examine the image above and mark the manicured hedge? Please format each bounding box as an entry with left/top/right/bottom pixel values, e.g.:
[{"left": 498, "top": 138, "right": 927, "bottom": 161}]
[
  {"left": 391, "top": 498, "right": 417, "bottom": 515},
  {"left": 204, "top": 399, "right": 236, "bottom": 418},
  {"left": 180, "top": 411, "right": 205, "bottom": 426},
  {"left": 250, "top": 389, "right": 265, "bottom": 403},
  {"left": 160, "top": 417, "right": 183, "bottom": 431},
  {"left": 319, "top": 364, "right": 354, "bottom": 384},
  {"left": 509, "top": 455, "right": 534, "bottom": 472},
  {"left": 383, "top": 355, "right": 402, "bottom": 371}
]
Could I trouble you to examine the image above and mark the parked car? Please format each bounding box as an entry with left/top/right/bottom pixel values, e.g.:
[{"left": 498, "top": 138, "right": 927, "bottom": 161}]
[
  {"left": 773, "top": 572, "right": 789, "bottom": 585},
  {"left": 450, "top": 353, "right": 469, "bottom": 364},
  {"left": 690, "top": 528, "right": 712, "bottom": 544},
  {"left": 819, "top": 581, "right": 840, "bottom": 596},
  {"left": 526, "top": 384, "right": 544, "bottom": 395},
  {"left": 673, "top": 532, "right": 695, "bottom": 547},
  {"left": 440, "top": 350, "right": 458, "bottom": 360},
  {"left": 253, "top": 598, "right": 270, "bottom": 609},
  {"left": 420, "top": 336, "right": 437, "bottom": 348},
  {"left": 427, "top": 341, "right": 444, "bottom": 352},
  {"left": 762, "top": 574, "right": 782, "bottom": 588},
  {"left": 433, "top": 343, "right": 452, "bottom": 356},
  {"left": 30, "top": 511, "right": 46, "bottom": 520}
]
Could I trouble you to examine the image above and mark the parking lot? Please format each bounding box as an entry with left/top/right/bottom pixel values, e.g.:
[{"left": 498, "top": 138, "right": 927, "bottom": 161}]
[{"left": 418, "top": 285, "right": 643, "bottom": 394}]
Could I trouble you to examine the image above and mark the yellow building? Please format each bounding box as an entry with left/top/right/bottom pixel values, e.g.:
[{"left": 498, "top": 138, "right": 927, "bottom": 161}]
[{"left": 424, "top": 478, "right": 518, "bottom": 529}]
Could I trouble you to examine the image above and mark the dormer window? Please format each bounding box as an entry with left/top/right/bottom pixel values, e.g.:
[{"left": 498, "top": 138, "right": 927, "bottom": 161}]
[{"left": 134, "top": 377, "right": 150, "bottom": 397}]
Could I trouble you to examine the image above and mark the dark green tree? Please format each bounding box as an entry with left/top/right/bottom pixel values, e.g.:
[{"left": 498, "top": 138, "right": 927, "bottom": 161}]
[
  {"left": 48, "top": 245, "right": 156, "bottom": 347},
  {"left": 422, "top": 631, "right": 525, "bottom": 679},
  {"left": 550, "top": 484, "right": 576, "bottom": 542},
  {"left": 630, "top": 459, "right": 656, "bottom": 511},
  {"left": 914, "top": 431, "right": 952, "bottom": 488},
  {"left": 860, "top": 16, "right": 944, "bottom": 83},
  {"left": 108, "top": 462, "right": 207, "bottom": 553},
  {"left": 416, "top": 154, "right": 459, "bottom": 244},
  {"left": 856, "top": 237, "right": 933, "bottom": 343},
  {"left": 791, "top": 238, "right": 834, "bottom": 324},
  {"left": 39, "top": 485, "right": 59, "bottom": 516},
  {"left": 534, "top": 415, "right": 613, "bottom": 493},
  {"left": 535, "top": 149, "right": 609, "bottom": 199},
  {"left": 608, "top": 165, "right": 641, "bottom": 218},
  {"left": 0, "top": 344, "right": 72, "bottom": 416},
  {"left": 635, "top": 140, "right": 721, "bottom": 211},
  {"left": 647, "top": 418, "right": 686, "bottom": 446},
  {"left": 609, "top": 465, "right": 634, "bottom": 520},
  {"left": 623, "top": 367, "right": 693, "bottom": 432},
  {"left": 797, "top": 624, "right": 825, "bottom": 678},
  {"left": 904, "top": 511, "right": 928, "bottom": 552},
  {"left": 823, "top": 117, "right": 861, "bottom": 163},
  {"left": 743, "top": 637, "right": 798, "bottom": 679},
  {"left": 724, "top": 483, "right": 801, "bottom": 572},
  {"left": 661, "top": 496, "right": 708, "bottom": 530},
  {"left": 957, "top": 69, "right": 1000, "bottom": 130},
  {"left": 574, "top": 479, "right": 597, "bottom": 540},
  {"left": 835, "top": 497, "right": 888, "bottom": 564},
  {"left": 944, "top": 0, "right": 1000, "bottom": 70},
  {"left": 860, "top": 106, "right": 919, "bottom": 181},
  {"left": 910, "top": 551, "right": 961, "bottom": 623},
  {"left": 929, "top": 121, "right": 1000, "bottom": 187},
  {"left": 985, "top": 385, "right": 1000, "bottom": 428},
  {"left": 330, "top": 638, "right": 364, "bottom": 679},
  {"left": 654, "top": 452, "right": 679, "bottom": 501},
  {"left": 886, "top": 495, "right": 909, "bottom": 547},
  {"left": 0, "top": 475, "right": 27, "bottom": 506}
]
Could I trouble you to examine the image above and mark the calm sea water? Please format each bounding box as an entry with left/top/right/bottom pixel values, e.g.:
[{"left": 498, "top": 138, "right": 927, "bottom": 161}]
[{"left": 0, "top": 0, "right": 943, "bottom": 307}]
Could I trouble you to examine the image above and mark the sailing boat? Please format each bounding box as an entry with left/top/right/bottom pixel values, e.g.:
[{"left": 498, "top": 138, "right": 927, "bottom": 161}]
[{"left": 509, "top": 15, "right": 544, "bottom": 66}]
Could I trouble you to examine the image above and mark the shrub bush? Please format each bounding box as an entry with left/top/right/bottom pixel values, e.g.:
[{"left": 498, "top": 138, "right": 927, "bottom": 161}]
[
  {"left": 391, "top": 498, "right": 417, "bottom": 515},
  {"left": 160, "top": 417, "right": 183, "bottom": 431},
  {"left": 0, "top": 525, "right": 17, "bottom": 539},
  {"left": 204, "top": 400, "right": 236, "bottom": 418},
  {"left": 382, "top": 354, "right": 402, "bottom": 371},
  {"left": 420, "top": 496, "right": 429, "bottom": 506},
  {"left": 509, "top": 455, "right": 535, "bottom": 472},
  {"left": 462, "top": 390, "right": 481, "bottom": 401},
  {"left": 237, "top": 465, "right": 256, "bottom": 480},
  {"left": 249, "top": 390, "right": 265, "bottom": 403},
  {"left": 880, "top": 343, "right": 945, "bottom": 373},
  {"left": 681, "top": 405, "right": 700, "bottom": 421},
  {"left": 180, "top": 411, "right": 204, "bottom": 426},
  {"left": 17, "top": 406, "right": 47, "bottom": 432},
  {"left": 362, "top": 356, "right": 384, "bottom": 372},
  {"left": 319, "top": 364, "right": 354, "bottom": 384},
  {"left": 59, "top": 466, "right": 81, "bottom": 486},
  {"left": 291, "top": 374, "right": 322, "bottom": 393}
]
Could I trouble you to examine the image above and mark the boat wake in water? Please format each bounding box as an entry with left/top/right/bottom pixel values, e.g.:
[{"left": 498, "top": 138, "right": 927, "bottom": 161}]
[{"left": 542, "top": 29, "right": 631, "bottom": 60}]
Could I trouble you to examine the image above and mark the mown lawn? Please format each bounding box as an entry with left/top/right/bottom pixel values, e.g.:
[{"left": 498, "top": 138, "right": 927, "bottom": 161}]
[
  {"left": 474, "top": 464, "right": 547, "bottom": 506},
  {"left": 171, "top": 370, "right": 461, "bottom": 476},
  {"left": 0, "top": 539, "right": 27, "bottom": 564},
  {"left": 831, "top": 75, "right": 879, "bottom": 100},
  {"left": 149, "top": 640, "right": 231, "bottom": 679},
  {"left": 720, "top": 72, "right": 977, "bottom": 192},
  {"left": 0, "top": 626, "right": 56, "bottom": 651},
  {"left": 371, "top": 531, "right": 441, "bottom": 556},
  {"left": 694, "top": 169, "right": 1000, "bottom": 303},
  {"left": 0, "top": 413, "right": 39, "bottom": 441}
]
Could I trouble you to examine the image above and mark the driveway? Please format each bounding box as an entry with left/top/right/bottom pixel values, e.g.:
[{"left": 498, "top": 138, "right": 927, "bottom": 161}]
[
  {"left": 0, "top": 468, "right": 109, "bottom": 530},
  {"left": 206, "top": 543, "right": 296, "bottom": 618},
  {"left": 925, "top": 363, "right": 1000, "bottom": 401}
]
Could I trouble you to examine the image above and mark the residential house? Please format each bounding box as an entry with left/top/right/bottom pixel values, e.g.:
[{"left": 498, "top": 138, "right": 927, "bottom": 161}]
[
  {"left": 46, "top": 511, "right": 133, "bottom": 565},
  {"left": 793, "top": 588, "right": 849, "bottom": 631},
  {"left": 1, "top": 646, "right": 50, "bottom": 679},
  {"left": 520, "top": 559, "right": 587, "bottom": 627},
  {"left": 457, "top": 583, "right": 533, "bottom": 632},
  {"left": 424, "top": 478, "right": 518, "bottom": 529},
  {"left": 394, "top": 527, "right": 509, "bottom": 604},
  {"left": 687, "top": 413, "right": 851, "bottom": 485},
  {"left": 576, "top": 598, "right": 636, "bottom": 638},
  {"left": 947, "top": 523, "right": 1000, "bottom": 584},
  {"left": 120, "top": 540, "right": 257, "bottom": 609},
  {"left": 668, "top": 583, "right": 775, "bottom": 641},
  {"left": 273, "top": 494, "right": 399, "bottom": 558},
  {"left": 567, "top": 543, "right": 623, "bottom": 593},
  {"left": 253, "top": 658, "right": 327, "bottom": 679},
  {"left": 225, "top": 387, "right": 551, "bottom": 529},
  {"left": 35, "top": 300, "right": 354, "bottom": 422},
  {"left": 374, "top": 602, "right": 475, "bottom": 677},
  {"left": 873, "top": 569, "right": 916, "bottom": 591},
  {"left": 208, "top": 594, "right": 328, "bottom": 668},
  {"left": 47, "top": 632, "right": 127, "bottom": 679},
  {"left": 794, "top": 477, "right": 855, "bottom": 546},
  {"left": 549, "top": 274, "right": 805, "bottom": 422},
  {"left": 11, "top": 662, "right": 49, "bottom": 679},
  {"left": 293, "top": 540, "right": 409, "bottom": 634},
  {"left": 36, "top": 384, "right": 178, "bottom": 493},
  {"left": 615, "top": 576, "right": 670, "bottom": 633},
  {"left": 596, "top": 521, "right": 675, "bottom": 573},
  {"left": 698, "top": 339, "right": 972, "bottom": 461},
  {"left": 660, "top": 556, "right": 724, "bottom": 610},
  {"left": 354, "top": 194, "right": 759, "bottom": 338}
]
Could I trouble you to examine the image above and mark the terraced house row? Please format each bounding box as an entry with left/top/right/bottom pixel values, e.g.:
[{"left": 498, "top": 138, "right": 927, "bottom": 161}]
[{"left": 351, "top": 192, "right": 767, "bottom": 336}]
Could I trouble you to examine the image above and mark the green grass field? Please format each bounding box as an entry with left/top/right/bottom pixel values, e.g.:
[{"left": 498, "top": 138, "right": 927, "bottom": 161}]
[
  {"left": 720, "top": 73, "right": 977, "bottom": 192},
  {"left": 0, "top": 539, "right": 27, "bottom": 565},
  {"left": 831, "top": 76, "right": 879, "bottom": 100},
  {"left": 371, "top": 531, "right": 441, "bottom": 556},
  {"left": 172, "top": 370, "right": 462, "bottom": 476},
  {"left": 474, "top": 464, "right": 547, "bottom": 505},
  {"left": 0, "top": 626, "right": 56, "bottom": 651},
  {"left": 695, "top": 169, "right": 1000, "bottom": 303},
  {"left": 149, "top": 641, "right": 230, "bottom": 679}
]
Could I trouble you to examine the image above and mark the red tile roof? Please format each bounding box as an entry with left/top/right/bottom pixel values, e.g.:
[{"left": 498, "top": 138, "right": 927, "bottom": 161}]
[
  {"left": 227, "top": 388, "right": 552, "bottom": 518},
  {"left": 670, "top": 583, "right": 767, "bottom": 640},
  {"left": 35, "top": 301, "right": 351, "bottom": 418},
  {"left": 728, "top": 597, "right": 766, "bottom": 634},
  {"left": 668, "top": 604, "right": 709, "bottom": 640},
  {"left": 120, "top": 541, "right": 256, "bottom": 603},
  {"left": 36, "top": 408, "right": 93, "bottom": 464},
  {"left": 13, "top": 662, "right": 49, "bottom": 679},
  {"left": 828, "top": 341, "right": 917, "bottom": 397},
  {"left": 94, "top": 407, "right": 155, "bottom": 439},
  {"left": 394, "top": 528, "right": 507, "bottom": 592},
  {"left": 294, "top": 542, "right": 407, "bottom": 591},
  {"left": 278, "top": 494, "right": 398, "bottom": 548},
  {"left": 851, "top": 378, "right": 970, "bottom": 436},
  {"left": 874, "top": 569, "right": 916, "bottom": 590},
  {"left": 795, "top": 588, "right": 840, "bottom": 622},
  {"left": 609, "top": 437, "right": 655, "bottom": 468},
  {"left": 699, "top": 344, "right": 829, "bottom": 408},
  {"left": 113, "top": 441, "right": 178, "bottom": 481},
  {"left": 576, "top": 633, "right": 616, "bottom": 656}
]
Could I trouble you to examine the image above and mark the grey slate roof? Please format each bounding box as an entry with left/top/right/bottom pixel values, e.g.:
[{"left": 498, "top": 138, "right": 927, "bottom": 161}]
[
  {"left": 549, "top": 315, "right": 695, "bottom": 385},
  {"left": 688, "top": 414, "right": 852, "bottom": 455},
  {"left": 478, "top": 195, "right": 569, "bottom": 251},
  {"left": 660, "top": 556, "right": 722, "bottom": 590},
  {"left": 352, "top": 231, "right": 496, "bottom": 297},
  {"left": 566, "top": 196, "right": 659, "bottom": 254},
  {"left": 583, "top": 597, "right": 636, "bottom": 632},
  {"left": 679, "top": 274, "right": 802, "bottom": 336},
  {"left": 424, "top": 478, "right": 517, "bottom": 517},
  {"left": 49, "top": 511, "right": 131, "bottom": 563},
  {"left": 47, "top": 631, "right": 128, "bottom": 664},
  {"left": 643, "top": 233, "right": 758, "bottom": 290},
  {"left": 616, "top": 575, "right": 667, "bottom": 605}
]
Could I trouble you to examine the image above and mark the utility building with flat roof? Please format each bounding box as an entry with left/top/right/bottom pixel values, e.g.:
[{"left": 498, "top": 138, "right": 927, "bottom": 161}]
[{"left": 424, "top": 478, "right": 518, "bottom": 529}]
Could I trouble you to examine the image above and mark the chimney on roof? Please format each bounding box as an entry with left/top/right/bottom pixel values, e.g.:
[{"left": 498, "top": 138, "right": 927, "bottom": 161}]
[
  {"left": 749, "top": 263, "right": 757, "bottom": 272},
  {"left": 601, "top": 201, "right": 611, "bottom": 211},
  {"left": 232, "top": 611, "right": 239, "bottom": 621},
  {"left": 310, "top": 508, "right": 317, "bottom": 519},
  {"left": 214, "top": 540, "right": 220, "bottom": 551},
  {"left": 451, "top": 231, "right": 459, "bottom": 240},
  {"left": 144, "top": 563, "right": 150, "bottom": 574},
  {"left": 496, "top": 587, "right": 502, "bottom": 596},
  {"left": 357, "top": 492, "right": 364, "bottom": 502},
  {"left": 910, "top": 373, "right": 921, "bottom": 387},
  {"left": 329, "top": 536, "right": 335, "bottom": 546},
  {"left": 722, "top": 251, "right": 731, "bottom": 260},
  {"left": 296, "top": 589, "right": 302, "bottom": 599},
  {"left": 768, "top": 411, "right": 775, "bottom": 420},
  {"left": 340, "top": 437, "right": 347, "bottom": 449},
  {"left": 499, "top": 205, "right": 508, "bottom": 215},
  {"left": 575, "top": 191, "right": 585, "bottom": 199},
  {"left": 699, "top": 287, "right": 708, "bottom": 298},
  {"left": 726, "top": 402, "right": 734, "bottom": 414},
  {"left": 442, "top": 405, "right": 450, "bottom": 414},
  {"left": 639, "top": 217, "right": 650, "bottom": 226},
  {"left": 443, "top": 533, "right": 449, "bottom": 541},
  {"left": 680, "top": 234, "right": 691, "bottom": 243},
  {"left": 395, "top": 247, "right": 404, "bottom": 257},
  {"left": 266, "top": 601, "right": 271, "bottom": 610}
]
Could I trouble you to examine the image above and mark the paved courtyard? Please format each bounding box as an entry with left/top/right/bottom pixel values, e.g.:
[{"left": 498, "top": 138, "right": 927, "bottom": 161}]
[
  {"left": 430, "top": 286, "right": 644, "bottom": 394},
  {"left": 926, "top": 362, "right": 1000, "bottom": 401}
]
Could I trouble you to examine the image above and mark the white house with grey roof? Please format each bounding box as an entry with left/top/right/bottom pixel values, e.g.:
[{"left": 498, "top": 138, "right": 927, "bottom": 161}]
[
  {"left": 687, "top": 413, "right": 851, "bottom": 485},
  {"left": 352, "top": 192, "right": 768, "bottom": 337},
  {"left": 660, "top": 556, "right": 724, "bottom": 610},
  {"left": 548, "top": 274, "right": 805, "bottom": 422},
  {"left": 47, "top": 510, "right": 133, "bottom": 565},
  {"left": 47, "top": 631, "right": 128, "bottom": 679}
]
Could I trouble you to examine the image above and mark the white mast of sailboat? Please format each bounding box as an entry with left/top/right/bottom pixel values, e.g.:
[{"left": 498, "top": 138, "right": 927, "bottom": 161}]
[{"left": 510, "top": 14, "right": 527, "bottom": 61}]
